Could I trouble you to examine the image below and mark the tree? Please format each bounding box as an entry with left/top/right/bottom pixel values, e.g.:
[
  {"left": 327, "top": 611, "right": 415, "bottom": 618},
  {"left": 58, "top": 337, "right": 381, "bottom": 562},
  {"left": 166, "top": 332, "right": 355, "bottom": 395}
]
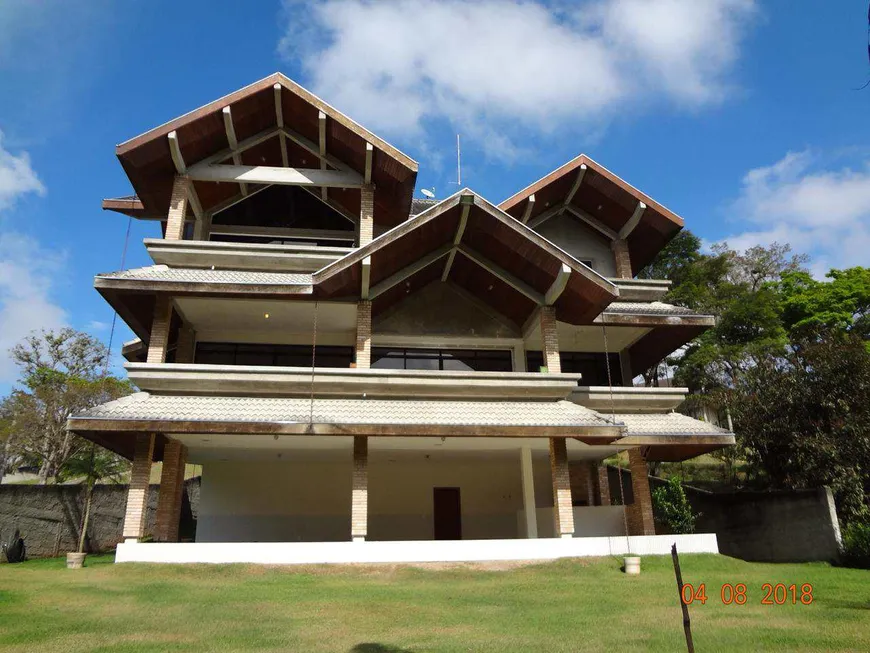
[
  {"left": 6, "top": 329, "right": 133, "bottom": 484},
  {"left": 0, "top": 396, "right": 15, "bottom": 485},
  {"left": 729, "top": 333, "right": 870, "bottom": 523},
  {"left": 652, "top": 477, "right": 699, "bottom": 534}
]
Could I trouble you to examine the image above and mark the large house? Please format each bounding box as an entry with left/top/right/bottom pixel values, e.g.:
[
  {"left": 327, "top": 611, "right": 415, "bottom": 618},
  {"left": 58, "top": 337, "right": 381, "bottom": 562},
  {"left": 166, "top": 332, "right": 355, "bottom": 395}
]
[{"left": 68, "top": 73, "right": 733, "bottom": 564}]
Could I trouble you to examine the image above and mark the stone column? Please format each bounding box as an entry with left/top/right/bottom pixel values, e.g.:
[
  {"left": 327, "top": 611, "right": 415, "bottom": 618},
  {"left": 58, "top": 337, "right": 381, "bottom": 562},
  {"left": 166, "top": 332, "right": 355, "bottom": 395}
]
[
  {"left": 611, "top": 239, "right": 632, "bottom": 279},
  {"left": 147, "top": 296, "right": 173, "bottom": 364},
  {"left": 165, "top": 176, "right": 191, "bottom": 241},
  {"left": 355, "top": 301, "right": 372, "bottom": 369},
  {"left": 627, "top": 449, "right": 655, "bottom": 535},
  {"left": 520, "top": 447, "right": 538, "bottom": 538},
  {"left": 539, "top": 305, "right": 561, "bottom": 373},
  {"left": 351, "top": 436, "right": 368, "bottom": 542},
  {"left": 154, "top": 439, "right": 187, "bottom": 542},
  {"left": 594, "top": 464, "right": 611, "bottom": 506},
  {"left": 122, "top": 433, "right": 155, "bottom": 542},
  {"left": 359, "top": 184, "right": 374, "bottom": 247},
  {"left": 549, "top": 438, "right": 574, "bottom": 538}
]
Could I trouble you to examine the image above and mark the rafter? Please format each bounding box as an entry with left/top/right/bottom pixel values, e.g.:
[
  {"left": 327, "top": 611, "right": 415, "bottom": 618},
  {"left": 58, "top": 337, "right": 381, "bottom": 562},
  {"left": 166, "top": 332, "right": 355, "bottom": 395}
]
[
  {"left": 167, "top": 131, "right": 203, "bottom": 221},
  {"left": 369, "top": 244, "right": 453, "bottom": 299},
  {"left": 299, "top": 186, "right": 358, "bottom": 225},
  {"left": 280, "top": 127, "right": 351, "bottom": 172},
  {"left": 318, "top": 111, "right": 328, "bottom": 201},
  {"left": 185, "top": 163, "right": 364, "bottom": 188},
  {"left": 521, "top": 194, "right": 536, "bottom": 223},
  {"left": 274, "top": 83, "right": 289, "bottom": 167},
  {"left": 545, "top": 263, "right": 571, "bottom": 305},
  {"left": 618, "top": 201, "right": 646, "bottom": 240},
  {"left": 457, "top": 245, "right": 544, "bottom": 305},
  {"left": 364, "top": 142, "right": 374, "bottom": 185},
  {"left": 440, "top": 202, "right": 471, "bottom": 281},
  {"left": 527, "top": 203, "right": 564, "bottom": 230},
  {"left": 565, "top": 163, "right": 587, "bottom": 205},
  {"left": 195, "top": 127, "right": 283, "bottom": 168},
  {"left": 361, "top": 255, "right": 371, "bottom": 300},
  {"left": 563, "top": 205, "right": 618, "bottom": 240},
  {"left": 222, "top": 106, "right": 248, "bottom": 196},
  {"left": 207, "top": 184, "right": 272, "bottom": 217}
]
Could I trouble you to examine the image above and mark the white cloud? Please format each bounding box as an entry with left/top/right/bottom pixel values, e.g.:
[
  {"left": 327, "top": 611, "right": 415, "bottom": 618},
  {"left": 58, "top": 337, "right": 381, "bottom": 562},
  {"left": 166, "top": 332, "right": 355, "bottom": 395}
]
[
  {"left": 719, "top": 151, "right": 870, "bottom": 276},
  {"left": 0, "top": 131, "right": 45, "bottom": 211},
  {"left": 278, "top": 0, "right": 756, "bottom": 154},
  {"left": 0, "top": 233, "right": 68, "bottom": 385}
]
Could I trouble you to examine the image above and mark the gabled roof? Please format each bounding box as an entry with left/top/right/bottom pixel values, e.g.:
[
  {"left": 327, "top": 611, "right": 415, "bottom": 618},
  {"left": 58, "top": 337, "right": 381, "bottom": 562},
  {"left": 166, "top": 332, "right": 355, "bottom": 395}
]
[
  {"left": 105, "top": 73, "right": 418, "bottom": 227},
  {"left": 314, "top": 189, "right": 620, "bottom": 326},
  {"left": 500, "top": 154, "right": 684, "bottom": 275}
]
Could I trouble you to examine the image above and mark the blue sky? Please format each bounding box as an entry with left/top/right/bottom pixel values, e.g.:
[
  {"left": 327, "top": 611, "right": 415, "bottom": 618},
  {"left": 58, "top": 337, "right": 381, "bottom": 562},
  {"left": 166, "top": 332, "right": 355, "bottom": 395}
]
[{"left": 0, "top": 0, "right": 868, "bottom": 391}]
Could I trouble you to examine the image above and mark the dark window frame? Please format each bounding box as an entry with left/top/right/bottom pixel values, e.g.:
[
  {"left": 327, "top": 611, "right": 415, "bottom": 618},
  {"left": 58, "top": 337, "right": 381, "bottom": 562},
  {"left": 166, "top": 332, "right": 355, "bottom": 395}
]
[
  {"left": 371, "top": 347, "right": 513, "bottom": 372},
  {"left": 194, "top": 342, "right": 354, "bottom": 368}
]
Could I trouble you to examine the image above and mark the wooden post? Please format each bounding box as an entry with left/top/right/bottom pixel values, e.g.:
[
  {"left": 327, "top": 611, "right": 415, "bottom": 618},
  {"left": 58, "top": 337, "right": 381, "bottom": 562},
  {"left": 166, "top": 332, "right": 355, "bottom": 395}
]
[{"left": 672, "top": 544, "right": 696, "bottom": 653}]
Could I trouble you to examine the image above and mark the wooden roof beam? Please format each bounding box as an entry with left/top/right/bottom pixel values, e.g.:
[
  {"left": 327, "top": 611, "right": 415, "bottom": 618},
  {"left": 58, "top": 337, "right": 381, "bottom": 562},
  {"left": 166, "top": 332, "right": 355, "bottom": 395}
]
[
  {"left": 521, "top": 194, "right": 536, "bottom": 224},
  {"left": 370, "top": 244, "right": 453, "bottom": 299},
  {"left": 185, "top": 163, "right": 364, "bottom": 188},
  {"left": 280, "top": 127, "right": 351, "bottom": 173},
  {"left": 527, "top": 203, "right": 563, "bottom": 230},
  {"left": 319, "top": 111, "right": 328, "bottom": 201},
  {"left": 618, "top": 201, "right": 647, "bottom": 240},
  {"left": 564, "top": 164, "right": 587, "bottom": 205},
  {"left": 361, "top": 256, "right": 371, "bottom": 300},
  {"left": 274, "top": 83, "right": 289, "bottom": 167},
  {"left": 222, "top": 107, "right": 248, "bottom": 197},
  {"left": 441, "top": 201, "right": 471, "bottom": 281},
  {"left": 545, "top": 263, "right": 571, "bottom": 305},
  {"left": 457, "top": 244, "right": 544, "bottom": 305},
  {"left": 563, "top": 205, "right": 618, "bottom": 241},
  {"left": 167, "top": 131, "right": 203, "bottom": 220}
]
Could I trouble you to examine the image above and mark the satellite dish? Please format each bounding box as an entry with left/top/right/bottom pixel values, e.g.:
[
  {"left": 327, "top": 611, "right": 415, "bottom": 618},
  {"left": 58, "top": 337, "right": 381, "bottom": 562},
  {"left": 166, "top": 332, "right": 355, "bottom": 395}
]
[{"left": 420, "top": 188, "right": 435, "bottom": 199}]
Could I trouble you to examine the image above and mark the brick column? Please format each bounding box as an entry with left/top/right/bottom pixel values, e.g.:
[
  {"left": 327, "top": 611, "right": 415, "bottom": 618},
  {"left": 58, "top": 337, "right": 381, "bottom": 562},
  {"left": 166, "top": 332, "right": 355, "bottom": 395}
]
[
  {"left": 351, "top": 436, "right": 368, "bottom": 541},
  {"left": 359, "top": 184, "right": 374, "bottom": 246},
  {"left": 147, "top": 296, "right": 173, "bottom": 364},
  {"left": 122, "top": 433, "right": 155, "bottom": 541},
  {"left": 595, "top": 464, "right": 611, "bottom": 506},
  {"left": 355, "top": 301, "right": 372, "bottom": 369},
  {"left": 611, "top": 239, "right": 632, "bottom": 279},
  {"left": 175, "top": 324, "right": 196, "bottom": 363},
  {"left": 549, "top": 438, "right": 574, "bottom": 538},
  {"left": 166, "top": 176, "right": 191, "bottom": 241},
  {"left": 627, "top": 449, "right": 655, "bottom": 535},
  {"left": 539, "top": 306, "right": 561, "bottom": 373},
  {"left": 154, "top": 439, "right": 187, "bottom": 542}
]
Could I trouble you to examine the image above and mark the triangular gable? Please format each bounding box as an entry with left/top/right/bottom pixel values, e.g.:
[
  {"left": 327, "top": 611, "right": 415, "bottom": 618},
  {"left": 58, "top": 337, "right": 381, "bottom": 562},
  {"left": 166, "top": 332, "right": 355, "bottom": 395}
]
[{"left": 314, "top": 189, "right": 619, "bottom": 326}]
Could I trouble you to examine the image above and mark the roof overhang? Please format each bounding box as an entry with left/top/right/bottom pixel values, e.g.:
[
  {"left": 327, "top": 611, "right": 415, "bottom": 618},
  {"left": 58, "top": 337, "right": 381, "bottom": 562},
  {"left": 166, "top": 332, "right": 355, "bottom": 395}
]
[
  {"left": 105, "top": 73, "right": 418, "bottom": 227},
  {"left": 500, "top": 154, "right": 684, "bottom": 275},
  {"left": 314, "top": 190, "right": 620, "bottom": 326}
]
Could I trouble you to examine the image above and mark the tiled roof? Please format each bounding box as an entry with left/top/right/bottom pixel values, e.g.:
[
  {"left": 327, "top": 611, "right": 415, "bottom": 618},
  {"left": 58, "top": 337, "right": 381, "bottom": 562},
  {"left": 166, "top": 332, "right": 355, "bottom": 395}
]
[
  {"left": 98, "top": 265, "right": 312, "bottom": 285},
  {"left": 410, "top": 197, "right": 440, "bottom": 216},
  {"left": 77, "top": 393, "right": 620, "bottom": 428},
  {"left": 604, "top": 301, "right": 699, "bottom": 316},
  {"left": 614, "top": 412, "right": 732, "bottom": 437}
]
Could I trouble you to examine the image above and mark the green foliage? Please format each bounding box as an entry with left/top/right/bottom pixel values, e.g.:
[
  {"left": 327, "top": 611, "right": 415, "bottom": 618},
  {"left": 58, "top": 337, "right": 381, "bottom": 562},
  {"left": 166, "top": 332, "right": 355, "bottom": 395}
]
[
  {"left": 729, "top": 334, "right": 870, "bottom": 522},
  {"left": 842, "top": 521, "right": 870, "bottom": 569},
  {"left": 651, "top": 476, "right": 698, "bottom": 534}
]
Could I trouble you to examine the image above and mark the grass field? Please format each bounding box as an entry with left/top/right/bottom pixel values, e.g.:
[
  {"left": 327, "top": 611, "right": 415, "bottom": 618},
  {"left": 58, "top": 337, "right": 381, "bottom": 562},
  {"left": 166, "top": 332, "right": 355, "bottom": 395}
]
[{"left": 0, "top": 554, "right": 867, "bottom": 652}]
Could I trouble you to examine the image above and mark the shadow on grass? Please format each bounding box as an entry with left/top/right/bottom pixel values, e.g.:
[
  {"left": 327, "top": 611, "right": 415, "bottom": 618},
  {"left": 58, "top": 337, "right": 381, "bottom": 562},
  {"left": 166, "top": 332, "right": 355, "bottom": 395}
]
[{"left": 350, "top": 644, "right": 415, "bottom": 652}]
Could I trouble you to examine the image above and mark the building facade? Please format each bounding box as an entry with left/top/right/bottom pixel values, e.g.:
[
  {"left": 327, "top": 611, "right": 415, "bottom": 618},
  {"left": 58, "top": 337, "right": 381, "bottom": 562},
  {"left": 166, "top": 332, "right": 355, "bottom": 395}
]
[{"left": 68, "top": 73, "right": 733, "bottom": 564}]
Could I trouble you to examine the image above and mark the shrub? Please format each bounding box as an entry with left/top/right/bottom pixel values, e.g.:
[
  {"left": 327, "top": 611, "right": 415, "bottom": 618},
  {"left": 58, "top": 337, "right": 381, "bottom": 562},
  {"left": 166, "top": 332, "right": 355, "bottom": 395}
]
[
  {"left": 842, "top": 521, "right": 870, "bottom": 569},
  {"left": 652, "top": 477, "right": 699, "bottom": 534}
]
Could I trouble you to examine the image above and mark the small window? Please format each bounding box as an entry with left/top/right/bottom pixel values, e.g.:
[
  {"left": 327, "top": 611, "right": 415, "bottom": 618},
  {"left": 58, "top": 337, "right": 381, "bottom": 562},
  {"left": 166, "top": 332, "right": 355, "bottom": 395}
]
[
  {"left": 579, "top": 259, "right": 594, "bottom": 269},
  {"left": 372, "top": 347, "right": 513, "bottom": 372}
]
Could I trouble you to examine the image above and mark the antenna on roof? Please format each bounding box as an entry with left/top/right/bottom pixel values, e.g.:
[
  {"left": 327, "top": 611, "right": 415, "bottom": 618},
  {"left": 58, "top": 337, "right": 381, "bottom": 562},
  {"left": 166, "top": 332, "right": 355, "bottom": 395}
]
[
  {"left": 420, "top": 188, "right": 435, "bottom": 199},
  {"left": 451, "top": 133, "right": 461, "bottom": 187}
]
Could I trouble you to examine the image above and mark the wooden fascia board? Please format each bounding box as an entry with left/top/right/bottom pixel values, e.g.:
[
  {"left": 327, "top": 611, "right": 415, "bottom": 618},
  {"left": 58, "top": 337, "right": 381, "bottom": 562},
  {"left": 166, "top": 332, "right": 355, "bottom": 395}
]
[
  {"left": 67, "top": 416, "right": 623, "bottom": 439},
  {"left": 94, "top": 277, "right": 313, "bottom": 297},
  {"left": 595, "top": 313, "right": 715, "bottom": 327},
  {"left": 616, "top": 434, "right": 735, "bottom": 446}
]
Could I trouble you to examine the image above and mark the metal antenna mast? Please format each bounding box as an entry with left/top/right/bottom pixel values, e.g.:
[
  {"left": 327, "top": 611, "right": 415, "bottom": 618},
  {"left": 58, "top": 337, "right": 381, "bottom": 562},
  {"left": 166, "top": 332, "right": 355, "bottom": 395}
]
[{"left": 456, "top": 133, "right": 461, "bottom": 187}]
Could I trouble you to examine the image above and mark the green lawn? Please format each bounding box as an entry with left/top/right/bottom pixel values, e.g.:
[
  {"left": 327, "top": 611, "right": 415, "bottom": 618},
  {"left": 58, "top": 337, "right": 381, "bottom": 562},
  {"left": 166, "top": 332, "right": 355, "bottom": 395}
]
[{"left": 0, "top": 554, "right": 867, "bottom": 652}]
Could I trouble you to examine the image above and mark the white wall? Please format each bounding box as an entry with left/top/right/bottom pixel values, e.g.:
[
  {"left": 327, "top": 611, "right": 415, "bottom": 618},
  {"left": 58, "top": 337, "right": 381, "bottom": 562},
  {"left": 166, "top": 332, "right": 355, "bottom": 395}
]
[
  {"left": 197, "top": 452, "right": 556, "bottom": 543},
  {"left": 537, "top": 214, "right": 616, "bottom": 277}
]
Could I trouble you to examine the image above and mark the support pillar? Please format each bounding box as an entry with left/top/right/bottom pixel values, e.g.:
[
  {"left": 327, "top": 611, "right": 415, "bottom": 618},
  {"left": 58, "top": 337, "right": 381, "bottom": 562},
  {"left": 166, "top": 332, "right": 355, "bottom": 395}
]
[
  {"left": 175, "top": 324, "right": 196, "bottom": 363},
  {"left": 154, "top": 439, "right": 187, "bottom": 542},
  {"left": 122, "top": 433, "right": 155, "bottom": 542},
  {"left": 165, "top": 176, "right": 191, "bottom": 241},
  {"left": 627, "top": 449, "right": 655, "bottom": 535},
  {"left": 355, "top": 301, "right": 372, "bottom": 369},
  {"left": 594, "top": 464, "right": 611, "bottom": 506},
  {"left": 520, "top": 447, "right": 538, "bottom": 538},
  {"left": 569, "top": 461, "right": 595, "bottom": 507},
  {"left": 147, "top": 296, "right": 173, "bottom": 364},
  {"left": 359, "top": 184, "right": 374, "bottom": 246},
  {"left": 619, "top": 350, "right": 633, "bottom": 387},
  {"left": 539, "top": 305, "right": 561, "bottom": 373},
  {"left": 549, "top": 438, "right": 574, "bottom": 538},
  {"left": 611, "top": 239, "right": 632, "bottom": 279},
  {"left": 351, "top": 436, "right": 368, "bottom": 542}
]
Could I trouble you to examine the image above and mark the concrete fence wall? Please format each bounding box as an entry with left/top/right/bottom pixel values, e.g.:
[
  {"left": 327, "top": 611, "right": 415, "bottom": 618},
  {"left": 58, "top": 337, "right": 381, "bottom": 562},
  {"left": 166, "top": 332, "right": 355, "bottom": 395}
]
[{"left": 0, "top": 480, "right": 200, "bottom": 558}]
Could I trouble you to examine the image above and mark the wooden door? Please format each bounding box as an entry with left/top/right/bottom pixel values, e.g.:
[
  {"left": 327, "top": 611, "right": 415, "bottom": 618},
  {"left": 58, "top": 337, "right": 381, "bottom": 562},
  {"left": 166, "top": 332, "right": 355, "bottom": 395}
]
[{"left": 433, "top": 487, "right": 462, "bottom": 540}]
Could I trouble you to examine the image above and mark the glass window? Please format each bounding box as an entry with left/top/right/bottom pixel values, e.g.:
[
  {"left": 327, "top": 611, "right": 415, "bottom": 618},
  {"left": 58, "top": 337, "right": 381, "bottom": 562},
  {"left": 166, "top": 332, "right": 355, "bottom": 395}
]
[
  {"left": 372, "top": 348, "right": 512, "bottom": 372},
  {"left": 195, "top": 343, "right": 353, "bottom": 368},
  {"left": 525, "top": 351, "right": 622, "bottom": 385}
]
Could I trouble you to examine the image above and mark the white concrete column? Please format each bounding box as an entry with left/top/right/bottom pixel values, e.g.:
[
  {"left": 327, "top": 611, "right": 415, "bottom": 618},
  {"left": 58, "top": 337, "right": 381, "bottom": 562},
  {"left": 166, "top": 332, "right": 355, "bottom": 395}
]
[{"left": 520, "top": 447, "right": 538, "bottom": 539}]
